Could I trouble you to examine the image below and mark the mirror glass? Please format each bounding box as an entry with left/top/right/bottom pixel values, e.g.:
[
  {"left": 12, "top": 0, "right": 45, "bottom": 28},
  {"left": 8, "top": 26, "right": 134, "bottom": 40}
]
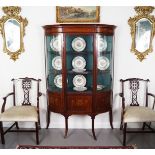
[
  {"left": 135, "top": 18, "right": 152, "bottom": 53},
  {"left": 4, "top": 19, "right": 20, "bottom": 53}
]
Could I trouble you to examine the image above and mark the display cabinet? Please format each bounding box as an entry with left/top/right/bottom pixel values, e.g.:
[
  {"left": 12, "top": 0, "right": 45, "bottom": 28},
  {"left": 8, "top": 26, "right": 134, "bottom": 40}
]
[{"left": 43, "top": 24, "right": 116, "bottom": 139}]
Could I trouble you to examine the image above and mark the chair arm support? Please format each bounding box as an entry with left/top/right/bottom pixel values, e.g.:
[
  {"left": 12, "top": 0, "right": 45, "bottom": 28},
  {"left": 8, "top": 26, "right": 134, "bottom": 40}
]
[
  {"left": 2, "top": 92, "right": 14, "bottom": 113},
  {"left": 39, "top": 92, "right": 42, "bottom": 97},
  {"left": 119, "top": 93, "right": 125, "bottom": 109},
  {"left": 147, "top": 93, "right": 155, "bottom": 109}
]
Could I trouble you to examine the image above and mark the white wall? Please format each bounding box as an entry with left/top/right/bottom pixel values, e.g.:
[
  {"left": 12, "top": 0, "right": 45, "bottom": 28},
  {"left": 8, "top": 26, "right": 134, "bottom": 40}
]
[{"left": 0, "top": 6, "right": 155, "bottom": 129}]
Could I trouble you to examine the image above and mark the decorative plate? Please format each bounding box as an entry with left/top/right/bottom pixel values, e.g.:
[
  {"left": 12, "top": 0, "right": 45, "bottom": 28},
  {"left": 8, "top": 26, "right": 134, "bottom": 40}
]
[
  {"left": 72, "top": 56, "right": 86, "bottom": 70},
  {"left": 73, "top": 75, "right": 86, "bottom": 87},
  {"left": 72, "top": 37, "right": 86, "bottom": 52},
  {"left": 52, "top": 56, "right": 62, "bottom": 70},
  {"left": 50, "top": 37, "right": 61, "bottom": 52},
  {"left": 54, "top": 74, "right": 62, "bottom": 88},
  {"left": 98, "top": 37, "right": 107, "bottom": 52},
  {"left": 97, "top": 56, "right": 110, "bottom": 70},
  {"left": 73, "top": 86, "right": 87, "bottom": 91}
]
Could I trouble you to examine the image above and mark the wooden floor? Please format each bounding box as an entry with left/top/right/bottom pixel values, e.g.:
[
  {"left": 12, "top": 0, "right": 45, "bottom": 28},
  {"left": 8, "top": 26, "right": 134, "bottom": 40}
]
[{"left": 0, "top": 128, "right": 155, "bottom": 149}]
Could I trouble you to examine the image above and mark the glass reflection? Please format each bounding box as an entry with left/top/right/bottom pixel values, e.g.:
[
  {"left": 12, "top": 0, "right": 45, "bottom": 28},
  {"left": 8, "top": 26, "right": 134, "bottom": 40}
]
[
  {"left": 135, "top": 18, "right": 152, "bottom": 53},
  {"left": 4, "top": 19, "right": 20, "bottom": 52}
]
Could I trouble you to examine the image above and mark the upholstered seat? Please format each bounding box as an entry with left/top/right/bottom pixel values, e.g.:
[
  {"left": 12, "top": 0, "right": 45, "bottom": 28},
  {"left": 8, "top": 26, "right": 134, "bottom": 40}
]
[
  {"left": 124, "top": 106, "right": 155, "bottom": 123},
  {"left": 0, "top": 106, "right": 38, "bottom": 122}
]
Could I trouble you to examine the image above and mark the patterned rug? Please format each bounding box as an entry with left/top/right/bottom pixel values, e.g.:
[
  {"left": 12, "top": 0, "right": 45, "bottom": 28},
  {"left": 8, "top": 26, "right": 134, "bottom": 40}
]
[{"left": 16, "top": 145, "right": 136, "bottom": 149}]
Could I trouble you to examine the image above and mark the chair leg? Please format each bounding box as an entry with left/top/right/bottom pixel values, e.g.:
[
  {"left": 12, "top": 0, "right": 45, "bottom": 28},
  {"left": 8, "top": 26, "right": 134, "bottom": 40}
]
[
  {"left": 142, "top": 122, "right": 146, "bottom": 130},
  {"left": 123, "top": 123, "right": 127, "bottom": 146},
  {"left": 35, "top": 122, "right": 39, "bottom": 145},
  {"left": 0, "top": 122, "right": 5, "bottom": 144},
  {"left": 46, "top": 109, "right": 50, "bottom": 129},
  {"left": 120, "top": 122, "right": 123, "bottom": 130},
  {"left": 15, "top": 122, "right": 19, "bottom": 129}
]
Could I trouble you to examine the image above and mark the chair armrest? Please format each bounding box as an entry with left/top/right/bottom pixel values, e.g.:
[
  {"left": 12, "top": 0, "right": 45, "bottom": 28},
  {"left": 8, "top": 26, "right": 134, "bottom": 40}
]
[
  {"left": 147, "top": 93, "right": 155, "bottom": 98},
  {"left": 147, "top": 93, "right": 155, "bottom": 109},
  {"left": 2, "top": 92, "right": 14, "bottom": 113}
]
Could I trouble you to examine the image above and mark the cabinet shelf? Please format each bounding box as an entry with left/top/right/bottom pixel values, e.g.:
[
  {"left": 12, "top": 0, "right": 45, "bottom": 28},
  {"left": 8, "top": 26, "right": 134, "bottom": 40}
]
[
  {"left": 67, "top": 70, "right": 93, "bottom": 75},
  {"left": 66, "top": 51, "right": 93, "bottom": 55},
  {"left": 48, "top": 50, "right": 61, "bottom": 55},
  {"left": 67, "top": 87, "right": 92, "bottom": 94}
]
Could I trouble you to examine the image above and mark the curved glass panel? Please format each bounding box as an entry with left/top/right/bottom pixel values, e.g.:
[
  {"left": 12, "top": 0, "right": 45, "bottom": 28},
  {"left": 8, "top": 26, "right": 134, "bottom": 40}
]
[
  {"left": 96, "top": 34, "right": 113, "bottom": 91},
  {"left": 47, "top": 34, "right": 63, "bottom": 92}
]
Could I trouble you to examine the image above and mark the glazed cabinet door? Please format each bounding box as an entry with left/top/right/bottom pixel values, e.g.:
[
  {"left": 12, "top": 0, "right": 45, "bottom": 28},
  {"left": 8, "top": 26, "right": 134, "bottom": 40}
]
[
  {"left": 65, "top": 34, "right": 93, "bottom": 113},
  {"left": 46, "top": 34, "right": 65, "bottom": 113},
  {"left": 95, "top": 34, "right": 113, "bottom": 113}
]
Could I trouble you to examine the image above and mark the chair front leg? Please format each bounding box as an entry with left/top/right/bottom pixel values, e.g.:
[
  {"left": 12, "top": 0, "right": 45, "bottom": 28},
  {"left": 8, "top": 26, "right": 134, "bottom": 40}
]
[
  {"left": 123, "top": 123, "right": 127, "bottom": 146},
  {"left": 35, "top": 122, "right": 39, "bottom": 145},
  {"left": 0, "top": 122, "right": 5, "bottom": 144}
]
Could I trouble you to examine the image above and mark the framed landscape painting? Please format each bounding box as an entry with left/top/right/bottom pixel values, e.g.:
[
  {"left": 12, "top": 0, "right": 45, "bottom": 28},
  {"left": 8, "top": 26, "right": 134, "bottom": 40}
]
[{"left": 56, "top": 6, "right": 100, "bottom": 23}]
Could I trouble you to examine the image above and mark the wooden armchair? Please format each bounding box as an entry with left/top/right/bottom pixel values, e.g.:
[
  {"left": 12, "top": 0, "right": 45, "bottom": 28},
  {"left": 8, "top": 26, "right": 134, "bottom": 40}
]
[
  {"left": 0, "top": 77, "right": 42, "bottom": 145},
  {"left": 119, "top": 78, "right": 155, "bottom": 146}
]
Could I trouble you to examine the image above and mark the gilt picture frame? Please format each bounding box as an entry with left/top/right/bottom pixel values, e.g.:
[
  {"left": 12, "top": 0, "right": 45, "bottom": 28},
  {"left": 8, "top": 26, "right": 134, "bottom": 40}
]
[{"left": 56, "top": 6, "right": 100, "bottom": 23}]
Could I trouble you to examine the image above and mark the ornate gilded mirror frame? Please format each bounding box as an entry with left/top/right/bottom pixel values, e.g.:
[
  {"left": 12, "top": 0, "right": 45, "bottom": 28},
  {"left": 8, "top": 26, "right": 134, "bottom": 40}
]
[
  {"left": 128, "top": 6, "right": 155, "bottom": 61},
  {"left": 0, "top": 6, "right": 28, "bottom": 61}
]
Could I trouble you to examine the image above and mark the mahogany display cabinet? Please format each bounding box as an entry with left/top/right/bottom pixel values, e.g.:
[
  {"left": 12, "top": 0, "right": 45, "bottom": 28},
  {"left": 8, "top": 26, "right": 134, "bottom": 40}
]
[{"left": 43, "top": 24, "right": 116, "bottom": 139}]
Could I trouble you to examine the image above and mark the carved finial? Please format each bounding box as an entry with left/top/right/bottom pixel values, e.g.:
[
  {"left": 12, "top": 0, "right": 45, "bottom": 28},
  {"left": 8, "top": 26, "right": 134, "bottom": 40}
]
[
  {"left": 134, "top": 6, "right": 154, "bottom": 15},
  {"left": 2, "top": 6, "right": 21, "bottom": 16}
]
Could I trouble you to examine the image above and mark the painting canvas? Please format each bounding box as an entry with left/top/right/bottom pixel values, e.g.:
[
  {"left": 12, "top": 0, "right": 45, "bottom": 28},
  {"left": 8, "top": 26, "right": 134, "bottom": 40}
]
[{"left": 56, "top": 6, "right": 100, "bottom": 23}]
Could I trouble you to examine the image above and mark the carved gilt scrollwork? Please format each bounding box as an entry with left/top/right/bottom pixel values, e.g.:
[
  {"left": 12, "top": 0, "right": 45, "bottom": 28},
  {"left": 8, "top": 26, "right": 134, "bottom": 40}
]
[
  {"left": 0, "top": 6, "right": 28, "bottom": 61},
  {"left": 128, "top": 6, "right": 155, "bottom": 61}
]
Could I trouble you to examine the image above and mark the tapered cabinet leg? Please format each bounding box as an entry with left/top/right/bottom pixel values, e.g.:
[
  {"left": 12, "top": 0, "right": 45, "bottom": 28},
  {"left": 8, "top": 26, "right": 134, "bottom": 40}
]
[
  {"left": 109, "top": 109, "right": 113, "bottom": 129},
  {"left": 91, "top": 116, "right": 97, "bottom": 140},
  {"left": 35, "top": 122, "right": 39, "bottom": 145},
  {"left": 64, "top": 116, "right": 68, "bottom": 138},
  {"left": 123, "top": 123, "right": 127, "bottom": 146},
  {"left": 0, "top": 122, "right": 5, "bottom": 144},
  {"left": 46, "top": 108, "right": 50, "bottom": 129}
]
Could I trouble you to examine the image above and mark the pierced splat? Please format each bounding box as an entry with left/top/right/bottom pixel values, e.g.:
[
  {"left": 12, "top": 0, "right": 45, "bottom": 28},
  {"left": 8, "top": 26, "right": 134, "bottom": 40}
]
[
  {"left": 22, "top": 79, "right": 32, "bottom": 105},
  {"left": 130, "top": 79, "right": 139, "bottom": 106}
]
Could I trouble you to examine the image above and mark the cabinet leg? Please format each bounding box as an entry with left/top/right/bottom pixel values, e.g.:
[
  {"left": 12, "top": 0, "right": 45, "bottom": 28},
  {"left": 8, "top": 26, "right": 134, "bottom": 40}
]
[
  {"left": 0, "top": 122, "right": 5, "bottom": 144},
  {"left": 109, "top": 109, "right": 113, "bottom": 129},
  {"left": 64, "top": 116, "right": 68, "bottom": 138},
  {"left": 46, "top": 108, "right": 50, "bottom": 129},
  {"left": 91, "top": 116, "right": 97, "bottom": 140}
]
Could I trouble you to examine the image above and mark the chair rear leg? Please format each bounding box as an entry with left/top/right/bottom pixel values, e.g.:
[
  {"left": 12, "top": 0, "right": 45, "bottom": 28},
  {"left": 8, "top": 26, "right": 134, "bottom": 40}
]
[
  {"left": 123, "top": 123, "right": 127, "bottom": 146},
  {"left": 35, "top": 122, "right": 39, "bottom": 145},
  {"left": 15, "top": 122, "right": 19, "bottom": 129},
  {"left": 0, "top": 122, "right": 5, "bottom": 144},
  {"left": 142, "top": 122, "right": 146, "bottom": 130}
]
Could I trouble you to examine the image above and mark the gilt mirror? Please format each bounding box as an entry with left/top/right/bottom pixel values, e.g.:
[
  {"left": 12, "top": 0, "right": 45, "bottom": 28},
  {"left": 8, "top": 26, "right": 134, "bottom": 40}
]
[
  {"left": 128, "top": 6, "right": 155, "bottom": 61},
  {"left": 0, "top": 6, "right": 28, "bottom": 61}
]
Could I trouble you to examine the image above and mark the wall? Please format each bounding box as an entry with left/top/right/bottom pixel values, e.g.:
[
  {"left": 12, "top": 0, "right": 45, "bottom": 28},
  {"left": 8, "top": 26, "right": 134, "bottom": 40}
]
[{"left": 0, "top": 6, "right": 155, "bottom": 129}]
